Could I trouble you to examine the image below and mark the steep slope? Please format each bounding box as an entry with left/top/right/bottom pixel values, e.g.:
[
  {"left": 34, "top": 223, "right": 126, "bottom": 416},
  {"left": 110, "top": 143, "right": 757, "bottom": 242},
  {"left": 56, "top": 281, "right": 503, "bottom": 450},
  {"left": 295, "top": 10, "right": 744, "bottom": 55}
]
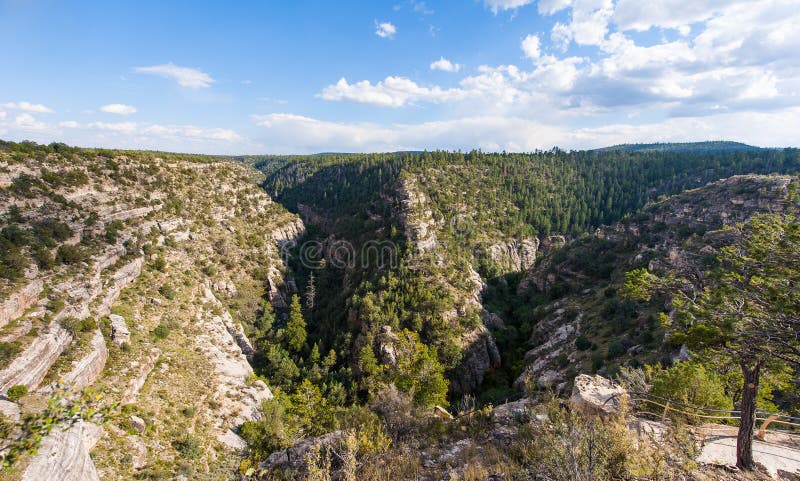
[
  {"left": 511, "top": 175, "right": 799, "bottom": 392},
  {"left": 255, "top": 148, "right": 800, "bottom": 403},
  {"left": 0, "top": 141, "right": 302, "bottom": 480}
]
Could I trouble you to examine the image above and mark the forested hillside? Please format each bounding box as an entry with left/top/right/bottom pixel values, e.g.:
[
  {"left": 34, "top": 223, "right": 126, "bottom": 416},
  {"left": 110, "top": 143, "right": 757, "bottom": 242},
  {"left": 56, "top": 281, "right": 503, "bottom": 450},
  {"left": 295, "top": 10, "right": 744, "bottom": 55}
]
[
  {"left": 3, "top": 139, "right": 799, "bottom": 481},
  {"left": 245, "top": 146, "right": 800, "bottom": 404}
]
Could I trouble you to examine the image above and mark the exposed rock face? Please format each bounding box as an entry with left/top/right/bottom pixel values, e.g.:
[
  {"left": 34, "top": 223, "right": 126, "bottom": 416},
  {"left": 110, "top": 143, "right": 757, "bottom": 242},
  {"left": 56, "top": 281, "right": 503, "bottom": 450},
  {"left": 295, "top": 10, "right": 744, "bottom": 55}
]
[
  {"left": 397, "top": 177, "right": 439, "bottom": 255},
  {"left": 50, "top": 330, "right": 108, "bottom": 391},
  {"left": 197, "top": 287, "right": 272, "bottom": 447},
  {"left": 0, "top": 321, "right": 72, "bottom": 393},
  {"left": 514, "top": 310, "right": 580, "bottom": 392},
  {"left": 484, "top": 238, "right": 539, "bottom": 272},
  {"left": 270, "top": 217, "right": 306, "bottom": 244},
  {"left": 571, "top": 374, "right": 626, "bottom": 416},
  {"left": 450, "top": 325, "right": 501, "bottom": 394},
  {"left": 0, "top": 399, "right": 21, "bottom": 422},
  {"left": 21, "top": 422, "right": 104, "bottom": 481},
  {"left": 126, "top": 435, "right": 147, "bottom": 470},
  {"left": 0, "top": 278, "right": 43, "bottom": 328},
  {"left": 262, "top": 431, "right": 345, "bottom": 472},
  {"left": 108, "top": 314, "right": 130, "bottom": 347},
  {"left": 121, "top": 348, "right": 161, "bottom": 405}
]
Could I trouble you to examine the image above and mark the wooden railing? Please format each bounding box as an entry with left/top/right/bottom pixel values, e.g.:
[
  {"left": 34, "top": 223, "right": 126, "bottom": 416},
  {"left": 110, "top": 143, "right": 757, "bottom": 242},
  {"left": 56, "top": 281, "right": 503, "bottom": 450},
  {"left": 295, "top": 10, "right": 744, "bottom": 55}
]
[{"left": 615, "top": 391, "right": 800, "bottom": 440}]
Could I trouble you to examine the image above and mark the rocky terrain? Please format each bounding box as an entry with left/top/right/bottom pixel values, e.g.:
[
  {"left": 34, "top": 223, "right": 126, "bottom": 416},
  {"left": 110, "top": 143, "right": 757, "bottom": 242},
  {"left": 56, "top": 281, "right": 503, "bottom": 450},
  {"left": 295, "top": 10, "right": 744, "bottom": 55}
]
[
  {"left": 0, "top": 143, "right": 302, "bottom": 480},
  {"left": 513, "top": 175, "right": 799, "bottom": 393}
]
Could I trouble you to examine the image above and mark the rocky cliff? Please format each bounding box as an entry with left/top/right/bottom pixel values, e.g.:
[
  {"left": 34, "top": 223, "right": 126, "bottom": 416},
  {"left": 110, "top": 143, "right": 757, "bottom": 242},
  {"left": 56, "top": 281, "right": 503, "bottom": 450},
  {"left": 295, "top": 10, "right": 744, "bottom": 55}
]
[
  {"left": 0, "top": 145, "right": 302, "bottom": 479},
  {"left": 513, "top": 175, "right": 799, "bottom": 393}
]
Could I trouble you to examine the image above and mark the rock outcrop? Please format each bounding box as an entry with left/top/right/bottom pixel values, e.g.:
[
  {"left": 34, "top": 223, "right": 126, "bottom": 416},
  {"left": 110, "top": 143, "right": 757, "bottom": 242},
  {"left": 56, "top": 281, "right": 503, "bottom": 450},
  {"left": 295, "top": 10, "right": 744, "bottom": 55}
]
[
  {"left": 21, "top": 422, "right": 104, "bottom": 481},
  {"left": 49, "top": 330, "right": 108, "bottom": 391},
  {"left": 121, "top": 347, "right": 161, "bottom": 405},
  {"left": 571, "top": 374, "right": 626, "bottom": 416},
  {"left": 108, "top": 314, "right": 130, "bottom": 347},
  {"left": 397, "top": 176, "right": 439, "bottom": 255},
  {"left": 261, "top": 431, "right": 345, "bottom": 472},
  {"left": 450, "top": 325, "right": 501, "bottom": 394},
  {"left": 0, "top": 278, "right": 43, "bottom": 328},
  {"left": 0, "top": 321, "right": 72, "bottom": 393},
  {"left": 197, "top": 287, "right": 273, "bottom": 448},
  {"left": 484, "top": 238, "right": 539, "bottom": 272}
]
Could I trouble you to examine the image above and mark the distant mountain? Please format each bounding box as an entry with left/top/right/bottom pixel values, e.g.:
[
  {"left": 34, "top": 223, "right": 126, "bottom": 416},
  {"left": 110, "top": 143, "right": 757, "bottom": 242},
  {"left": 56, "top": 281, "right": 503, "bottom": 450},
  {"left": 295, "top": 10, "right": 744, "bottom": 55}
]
[{"left": 594, "top": 141, "right": 764, "bottom": 153}]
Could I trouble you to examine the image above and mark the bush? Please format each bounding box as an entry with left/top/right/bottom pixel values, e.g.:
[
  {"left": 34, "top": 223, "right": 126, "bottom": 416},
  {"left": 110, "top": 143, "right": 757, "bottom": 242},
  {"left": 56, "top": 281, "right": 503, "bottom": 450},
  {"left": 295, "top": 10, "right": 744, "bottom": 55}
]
[
  {"left": 649, "top": 361, "right": 733, "bottom": 421},
  {"left": 575, "top": 335, "right": 592, "bottom": 351},
  {"left": 56, "top": 244, "right": 87, "bottom": 265},
  {"left": 152, "top": 324, "right": 170, "bottom": 340},
  {"left": 0, "top": 341, "right": 22, "bottom": 364},
  {"left": 158, "top": 284, "right": 176, "bottom": 300},
  {"left": 173, "top": 434, "right": 201, "bottom": 458},
  {"left": 607, "top": 340, "right": 626, "bottom": 359},
  {"left": 7, "top": 385, "right": 28, "bottom": 402}
]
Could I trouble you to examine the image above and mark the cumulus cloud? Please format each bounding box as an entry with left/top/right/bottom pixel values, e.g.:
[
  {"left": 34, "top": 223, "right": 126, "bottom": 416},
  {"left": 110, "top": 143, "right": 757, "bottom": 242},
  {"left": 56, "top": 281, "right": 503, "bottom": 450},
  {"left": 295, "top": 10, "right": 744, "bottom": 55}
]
[
  {"left": 430, "top": 57, "right": 461, "bottom": 72},
  {"left": 521, "top": 34, "right": 541, "bottom": 59},
  {"left": 2, "top": 101, "right": 54, "bottom": 113},
  {"left": 375, "top": 21, "right": 397, "bottom": 38},
  {"left": 251, "top": 109, "right": 800, "bottom": 153},
  {"left": 134, "top": 63, "right": 215, "bottom": 88},
  {"left": 483, "top": 0, "right": 535, "bottom": 14},
  {"left": 318, "top": 77, "right": 466, "bottom": 107},
  {"left": 100, "top": 103, "right": 137, "bottom": 115},
  {"left": 0, "top": 115, "right": 243, "bottom": 153}
]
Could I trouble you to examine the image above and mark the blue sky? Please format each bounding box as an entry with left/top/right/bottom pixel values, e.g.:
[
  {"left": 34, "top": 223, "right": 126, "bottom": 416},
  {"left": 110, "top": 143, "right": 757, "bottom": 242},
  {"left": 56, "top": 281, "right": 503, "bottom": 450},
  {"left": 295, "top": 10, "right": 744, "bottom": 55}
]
[{"left": 1, "top": 0, "right": 799, "bottom": 153}]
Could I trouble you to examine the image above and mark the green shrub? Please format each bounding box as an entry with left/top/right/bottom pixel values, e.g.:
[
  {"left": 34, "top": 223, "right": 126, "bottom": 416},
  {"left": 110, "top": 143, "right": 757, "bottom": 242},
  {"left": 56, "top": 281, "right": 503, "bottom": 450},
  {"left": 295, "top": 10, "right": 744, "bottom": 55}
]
[
  {"left": 152, "top": 324, "right": 170, "bottom": 340},
  {"left": 0, "top": 341, "right": 22, "bottom": 364},
  {"left": 7, "top": 385, "right": 28, "bottom": 402},
  {"left": 158, "top": 284, "right": 176, "bottom": 300},
  {"left": 172, "top": 434, "right": 201, "bottom": 458},
  {"left": 575, "top": 335, "right": 592, "bottom": 351},
  {"left": 607, "top": 340, "right": 626, "bottom": 359},
  {"left": 648, "top": 361, "right": 733, "bottom": 421},
  {"left": 55, "top": 244, "right": 87, "bottom": 265}
]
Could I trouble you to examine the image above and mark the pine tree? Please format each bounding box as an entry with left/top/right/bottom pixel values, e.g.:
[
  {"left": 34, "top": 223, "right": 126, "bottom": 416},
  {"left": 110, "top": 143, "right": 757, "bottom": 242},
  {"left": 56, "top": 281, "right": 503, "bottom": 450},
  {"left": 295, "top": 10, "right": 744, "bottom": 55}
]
[{"left": 285, "top": 295, "right": 307, "bottom": 353}]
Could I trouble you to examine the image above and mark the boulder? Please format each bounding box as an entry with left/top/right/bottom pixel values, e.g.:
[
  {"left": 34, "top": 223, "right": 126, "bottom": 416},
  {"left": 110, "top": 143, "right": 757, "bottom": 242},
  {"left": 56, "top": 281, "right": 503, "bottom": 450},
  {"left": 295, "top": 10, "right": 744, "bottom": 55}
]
[
  {"left": 0, "top": 399, "right": 21, "bottom": 422},
  {"left": 109, "top": 314, "right": 130, "bottom": 347},
  {"left": 571, "top": 374, "right": 626, "bottom": 416},
  {"left": 261, "top": 431, "right": 344, "bottom": 471},
  {"left": 129, "top": 415, "right": 146, "bottom": 434}
]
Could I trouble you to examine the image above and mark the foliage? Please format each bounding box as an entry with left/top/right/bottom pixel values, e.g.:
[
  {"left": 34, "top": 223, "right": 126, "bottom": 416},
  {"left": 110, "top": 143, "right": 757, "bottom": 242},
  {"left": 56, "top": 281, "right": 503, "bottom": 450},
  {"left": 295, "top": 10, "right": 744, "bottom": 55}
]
[
  {"left": 285, "top": 295, "right": 307, "bottom": 353},
  {"left": 6, "top": 385, "right": 28, "bottom": 402},
  {"left": 648, "top": 361, "right": 733, "bottom": 421},
  {"left": 0, "top": 384, "right": 114, "bottom": 468}
]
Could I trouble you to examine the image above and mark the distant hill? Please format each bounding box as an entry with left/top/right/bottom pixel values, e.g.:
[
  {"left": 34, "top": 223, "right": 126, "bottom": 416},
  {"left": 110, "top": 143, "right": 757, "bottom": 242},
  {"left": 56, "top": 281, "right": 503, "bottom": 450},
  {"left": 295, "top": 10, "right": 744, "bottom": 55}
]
[{"left": 595, "top": 141, "right": 764, "bottom": 153}]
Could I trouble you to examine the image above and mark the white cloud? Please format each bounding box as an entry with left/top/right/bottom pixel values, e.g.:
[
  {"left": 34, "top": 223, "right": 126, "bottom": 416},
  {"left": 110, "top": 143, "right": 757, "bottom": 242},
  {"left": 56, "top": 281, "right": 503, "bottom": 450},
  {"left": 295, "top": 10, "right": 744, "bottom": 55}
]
[
  {"left": 134, "top": 63, "right": 215, "bottom": 88},
  {"left": 613, "top": 0, "right": 737, "bottom": 32},
  {"left": 12, "top": 113, "right": 47, "bottom": 130},
  {"left": 100, "top": 103, "right": 137, "bottom": 115},
  {"left": 251, "top": 108, "right": 800, "bottom": 153},
  {"left": 252, "top": 112, "right": 566, "bottom": 153},
  {"left": 430, "top": 57, "right": 461, "bottom": 72},
  {"left": 521, "top": 34, "right": 541, "bottom": 59},
  {"left": 0, "top": 110, "right": 5, "bottom": 120},
  {"left": 318, "top": 76, "right": 466, "bottom": 107},
  {"left": 0, "top": 116, "right": 244, "bottom": 154},
  {"left": 2, "top": 101, "right": 54, "bottom": 113},
  {"left": 375, "top": 21, "right": 397, "bottom": 39},
  {"left": 483, "top": 0, "right": 535, "bottom": 14}
]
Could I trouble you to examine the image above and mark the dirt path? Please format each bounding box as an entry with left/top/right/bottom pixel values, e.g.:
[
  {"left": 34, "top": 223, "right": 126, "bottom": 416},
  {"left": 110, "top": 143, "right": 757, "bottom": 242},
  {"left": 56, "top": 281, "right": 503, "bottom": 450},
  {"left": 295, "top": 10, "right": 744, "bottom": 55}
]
[{"left": 696, "top": 424, "right": 800, "bottom": 479}]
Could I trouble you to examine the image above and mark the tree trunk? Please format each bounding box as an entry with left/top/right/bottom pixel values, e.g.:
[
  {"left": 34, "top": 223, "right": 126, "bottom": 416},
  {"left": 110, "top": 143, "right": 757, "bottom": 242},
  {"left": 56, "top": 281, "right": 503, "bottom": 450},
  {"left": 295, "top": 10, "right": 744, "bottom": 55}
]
[{"left": 736, "top": 362, "right": 760, "bottom": 470}]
